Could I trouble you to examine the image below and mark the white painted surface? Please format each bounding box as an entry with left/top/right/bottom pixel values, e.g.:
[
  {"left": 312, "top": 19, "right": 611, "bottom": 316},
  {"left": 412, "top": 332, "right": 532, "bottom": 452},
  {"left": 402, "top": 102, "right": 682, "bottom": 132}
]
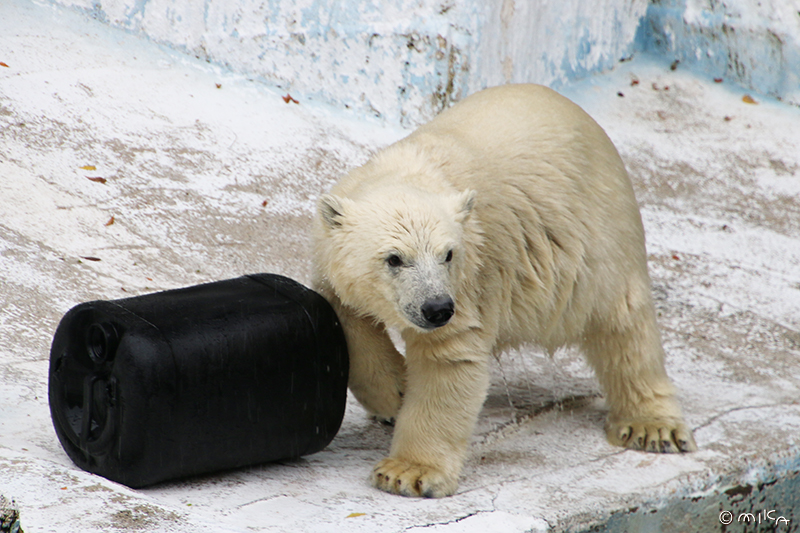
[{"left": 1, "top": 1, "right": 800, "bottom": 532}]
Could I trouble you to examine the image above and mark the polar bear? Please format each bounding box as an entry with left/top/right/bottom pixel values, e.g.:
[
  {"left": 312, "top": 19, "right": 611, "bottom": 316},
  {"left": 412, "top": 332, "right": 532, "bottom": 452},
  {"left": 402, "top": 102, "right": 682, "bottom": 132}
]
[{"left": 312, "top": 84, "right": 696, "bottom": 498}]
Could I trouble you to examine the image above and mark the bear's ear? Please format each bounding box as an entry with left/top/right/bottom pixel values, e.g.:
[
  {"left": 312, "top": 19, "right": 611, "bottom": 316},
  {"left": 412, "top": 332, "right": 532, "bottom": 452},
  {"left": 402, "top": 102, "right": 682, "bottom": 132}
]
[
  {"left": 453, "top": 189, "right": 477, "bottom": 223},
  {"left": 319, "top": 194, "right": 346, "bottom": 229}
]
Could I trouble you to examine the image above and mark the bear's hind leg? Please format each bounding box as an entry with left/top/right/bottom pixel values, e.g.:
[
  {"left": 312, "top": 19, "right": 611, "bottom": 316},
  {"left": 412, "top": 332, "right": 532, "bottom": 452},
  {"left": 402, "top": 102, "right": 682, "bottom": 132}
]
[{"left": 582, "top": 294, "right": 696, "bottom": 454}]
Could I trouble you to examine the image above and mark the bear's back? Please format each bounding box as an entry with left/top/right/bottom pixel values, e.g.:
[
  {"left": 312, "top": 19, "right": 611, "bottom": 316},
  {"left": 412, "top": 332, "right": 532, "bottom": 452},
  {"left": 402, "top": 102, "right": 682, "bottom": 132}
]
[
  {"left": 407, "top": 84, "right": 650, "bottom": 347},
  {"left": 414, "top": 84, "right": 617, "bottom": 173}
]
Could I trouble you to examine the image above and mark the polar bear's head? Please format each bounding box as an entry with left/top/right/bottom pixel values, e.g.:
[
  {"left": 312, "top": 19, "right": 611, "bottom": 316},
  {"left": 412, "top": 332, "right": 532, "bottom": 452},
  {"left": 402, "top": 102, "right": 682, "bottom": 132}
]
[{"left": 316, "top": 185, "right": 477, "bottom": 332}]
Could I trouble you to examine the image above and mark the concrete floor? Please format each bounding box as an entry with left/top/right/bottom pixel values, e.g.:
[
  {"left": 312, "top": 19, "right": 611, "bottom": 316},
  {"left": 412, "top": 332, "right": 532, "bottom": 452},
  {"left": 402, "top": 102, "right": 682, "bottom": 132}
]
[{"left": 1, "top": 1, "right": 799, "bottom": 532}]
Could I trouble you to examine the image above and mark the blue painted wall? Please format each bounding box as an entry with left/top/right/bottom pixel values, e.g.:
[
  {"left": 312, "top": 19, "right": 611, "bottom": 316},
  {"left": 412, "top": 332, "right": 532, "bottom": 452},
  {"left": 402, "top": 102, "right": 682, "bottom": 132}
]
[
  {"left": 44, "top": 0, "right": 800, "bottom": 123},
  {"left": 636, "top": 0, "right": 800, "bottom": 106}
]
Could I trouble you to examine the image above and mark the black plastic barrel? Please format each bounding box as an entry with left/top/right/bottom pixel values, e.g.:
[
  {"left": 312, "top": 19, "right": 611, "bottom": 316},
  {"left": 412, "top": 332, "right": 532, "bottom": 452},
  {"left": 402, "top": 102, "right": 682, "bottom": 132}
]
[{"left": 48, "top": 274, "right": 348, "bottom": 488}]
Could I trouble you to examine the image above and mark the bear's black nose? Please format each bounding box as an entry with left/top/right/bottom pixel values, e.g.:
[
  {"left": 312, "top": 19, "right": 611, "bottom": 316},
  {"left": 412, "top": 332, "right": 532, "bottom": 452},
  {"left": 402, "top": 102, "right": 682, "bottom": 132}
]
[{"left": 421, "top": 297, "right": 454, "bottom": 328}]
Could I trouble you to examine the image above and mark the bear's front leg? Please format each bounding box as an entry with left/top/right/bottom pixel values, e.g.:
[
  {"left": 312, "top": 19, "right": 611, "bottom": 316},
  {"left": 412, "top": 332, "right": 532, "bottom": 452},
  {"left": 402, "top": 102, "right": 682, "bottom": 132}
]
[
  {"left": 371, "top": 334, "right": 490, "bottom": 498},
  {"left": 335, "top": 304, "right": 406, "bottom": 423}
]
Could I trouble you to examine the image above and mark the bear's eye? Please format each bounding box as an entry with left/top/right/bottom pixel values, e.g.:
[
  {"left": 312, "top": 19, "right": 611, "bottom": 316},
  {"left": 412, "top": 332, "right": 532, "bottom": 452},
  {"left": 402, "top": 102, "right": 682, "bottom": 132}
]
[
  {"left": 445, "top": 250, "right": 454, "bottom": 263},
  {"left": 386, "top": 254, "right": 404, "bottom": 268}
]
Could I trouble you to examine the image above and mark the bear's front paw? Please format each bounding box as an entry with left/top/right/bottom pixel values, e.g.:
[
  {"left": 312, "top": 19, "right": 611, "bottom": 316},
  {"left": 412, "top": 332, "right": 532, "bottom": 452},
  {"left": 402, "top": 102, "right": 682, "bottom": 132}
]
[
  {"left": 356, "top": 384, "right": 404, "bottom": 424},
  {"left": 371, "top": 458, "right": 458, "bottom": 498},
  {"left": 349, "top": 355, "right": 406, "bottom": 424},
  {"left": 606, "top": 418, "right": 697, "bottom": 453}
]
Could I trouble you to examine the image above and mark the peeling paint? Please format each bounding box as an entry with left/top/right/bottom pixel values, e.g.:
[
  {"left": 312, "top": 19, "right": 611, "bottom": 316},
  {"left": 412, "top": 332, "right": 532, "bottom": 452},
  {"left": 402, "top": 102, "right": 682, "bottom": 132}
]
[
  {"left": 636, "top": 0, "right": 800, "bottom": 107},
  {"left": 42, "top": 0, "right": 649, "bottom": 125},
  {"left": 3, "top": 2, "right": 800, "bottom": 532},
  {"left": 579, "top": 465, "right": 800, "bottom": 532}
]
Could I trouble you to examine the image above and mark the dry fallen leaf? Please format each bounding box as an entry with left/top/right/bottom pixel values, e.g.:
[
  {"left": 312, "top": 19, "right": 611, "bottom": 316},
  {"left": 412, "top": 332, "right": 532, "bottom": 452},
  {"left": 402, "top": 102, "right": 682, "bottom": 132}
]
[
  {"left": 215, "top": 83, "right": 222, "bottom": 89},
  {"left": 261, "top": 199, "right": 268, "bottom": 207},
  {"left": 80, "top": 165, "right": 97, "bottom": 171},
  {"left": 742, "top": 94, "right": 758, "bottom": 104},
  {"left": 282, "top": 94, "right": 299, "bottom": 104},
  {"left": 105, "top": 216, "right": 115, "bottom": 226},
  {"left": 0, "top": 62, "right": 9, "bottom": 68},
  {"left": 714, "top": 78, "right": 723, "bottom": 83},
  {"left": 87, "top": 176, "right": 107, "bottom": 184},
  {"left": 81, "top": 256, "right": 102, "bottom": 262},
  {"left": 346, "top": 513, "right": 366, "bottom": 519}
]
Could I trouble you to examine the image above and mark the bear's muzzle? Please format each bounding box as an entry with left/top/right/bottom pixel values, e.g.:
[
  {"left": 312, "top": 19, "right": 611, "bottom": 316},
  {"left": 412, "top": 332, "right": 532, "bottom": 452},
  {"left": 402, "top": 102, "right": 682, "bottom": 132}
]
[{"left": 420, "top": 296, "right": 454, "bottom": 328}]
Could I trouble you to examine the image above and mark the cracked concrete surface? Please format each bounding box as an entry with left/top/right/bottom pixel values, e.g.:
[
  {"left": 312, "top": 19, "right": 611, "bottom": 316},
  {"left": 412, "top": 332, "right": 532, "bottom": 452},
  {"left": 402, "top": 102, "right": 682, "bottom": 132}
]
[{"left": 1, "top": 1, "right": 800, "bottom": 532}]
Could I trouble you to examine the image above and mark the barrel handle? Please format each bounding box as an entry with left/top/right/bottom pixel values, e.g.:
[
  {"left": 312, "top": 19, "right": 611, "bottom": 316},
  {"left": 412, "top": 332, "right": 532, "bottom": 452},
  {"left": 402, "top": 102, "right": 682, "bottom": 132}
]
[{"left": 77, "top": 375, "right": 118, "bottom": 457}]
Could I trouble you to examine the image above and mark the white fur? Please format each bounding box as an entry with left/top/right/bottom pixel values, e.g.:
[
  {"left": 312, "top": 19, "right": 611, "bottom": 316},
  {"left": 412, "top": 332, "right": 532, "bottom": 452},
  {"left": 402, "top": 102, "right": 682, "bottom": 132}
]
[{"left": 312, "top": 84, "right": 696, "bottom": 498}]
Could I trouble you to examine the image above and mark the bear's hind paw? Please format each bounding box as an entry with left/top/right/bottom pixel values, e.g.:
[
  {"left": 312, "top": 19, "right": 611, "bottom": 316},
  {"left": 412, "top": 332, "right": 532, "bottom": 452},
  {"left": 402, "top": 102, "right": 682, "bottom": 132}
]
[{"left": 607, "top": 419, "right": 697, "bottom": 454}]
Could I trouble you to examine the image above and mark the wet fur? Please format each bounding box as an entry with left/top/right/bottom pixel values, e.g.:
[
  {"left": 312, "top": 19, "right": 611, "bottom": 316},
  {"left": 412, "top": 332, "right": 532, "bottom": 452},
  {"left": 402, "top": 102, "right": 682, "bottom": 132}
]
[{"left": 312, "top": 84, "right": 696, "bottom": 498}]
